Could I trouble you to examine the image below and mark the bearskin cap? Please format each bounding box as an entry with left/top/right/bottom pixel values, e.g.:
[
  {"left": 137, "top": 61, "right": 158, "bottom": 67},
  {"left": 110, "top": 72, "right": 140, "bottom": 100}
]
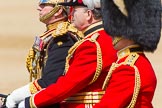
[{"left": 101, "top": 0, "right": 161, "bottom": 52}]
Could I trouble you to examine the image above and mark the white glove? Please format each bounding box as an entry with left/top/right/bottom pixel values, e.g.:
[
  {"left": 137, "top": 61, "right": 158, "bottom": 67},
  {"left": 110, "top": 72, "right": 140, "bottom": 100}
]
[
  {"left": 18, "top": 100, "right": 25, "bottom": 108},
  {"left": 6, "top": 84, "right": 31, "bottom": 108}
]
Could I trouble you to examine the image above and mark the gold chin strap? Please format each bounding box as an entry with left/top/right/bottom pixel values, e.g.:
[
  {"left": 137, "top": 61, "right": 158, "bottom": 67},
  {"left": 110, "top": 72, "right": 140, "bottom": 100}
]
[
  {"left": 113, "top": 0, "right": 128, "bottom": 16},
  {"left": 40, "top": 5, "right": 61, "bottom": 22},
  {"left": 112, "top": 36, "right": 123, "bottom": 46}
]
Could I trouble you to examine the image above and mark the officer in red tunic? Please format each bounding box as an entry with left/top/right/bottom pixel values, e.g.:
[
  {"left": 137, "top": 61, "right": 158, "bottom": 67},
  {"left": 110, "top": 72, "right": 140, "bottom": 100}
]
[
  {"left": 5, "top": 0, "right": 83, "bottom": 108},
  {"left": 16, "top": 0, "right": 117, "bottom": 107},
  {"left": 93, "top": 0, "right": 161, "bottom": 107}
]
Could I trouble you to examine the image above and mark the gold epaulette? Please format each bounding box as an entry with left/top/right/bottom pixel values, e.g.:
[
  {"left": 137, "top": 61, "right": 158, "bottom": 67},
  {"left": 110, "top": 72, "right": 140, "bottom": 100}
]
[
  {"left": 67, "top": 23, "right": 84, "bottom": 39},
  {"left": 124, "top": 53, "right": 139, "bottom": 66},
  {"left": 117, "top": 45, "right": 143, "bottom": 60},
  {"left": 52, "top": 22, "right": 84, "bottom": 40}
]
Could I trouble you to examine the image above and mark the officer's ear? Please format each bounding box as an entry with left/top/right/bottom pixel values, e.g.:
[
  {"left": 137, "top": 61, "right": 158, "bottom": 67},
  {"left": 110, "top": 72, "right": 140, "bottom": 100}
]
[
  {"left": 86, "top": 9, "right": 93, "bottom": 21},
  {"left": 54, "top": 7, "right": 63, "bottom": 17}
]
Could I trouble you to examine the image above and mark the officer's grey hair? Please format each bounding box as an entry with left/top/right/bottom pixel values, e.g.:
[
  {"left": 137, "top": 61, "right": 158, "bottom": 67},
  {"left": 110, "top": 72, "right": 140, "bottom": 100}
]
[
  {"left": 91, "top": 8, "right": 102, "bottom": 20},
  {"left": 84, "top": 8, "right": 102, "bottom": 20}
]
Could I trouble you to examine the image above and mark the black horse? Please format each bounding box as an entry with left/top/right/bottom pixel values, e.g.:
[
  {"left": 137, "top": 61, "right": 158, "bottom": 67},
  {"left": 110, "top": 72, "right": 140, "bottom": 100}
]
[{"left": 0, "top": 94, "right": 7, "bottom": 108}]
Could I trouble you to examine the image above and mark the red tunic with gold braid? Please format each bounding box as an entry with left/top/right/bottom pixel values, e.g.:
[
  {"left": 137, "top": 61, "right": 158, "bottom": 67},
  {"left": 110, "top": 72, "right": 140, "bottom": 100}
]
[
  {"left": 93, "top": 45, "right": 157, "bottom": 108},
  {"left": 24, "top": 21, "right": 117, "bottom": 108}
]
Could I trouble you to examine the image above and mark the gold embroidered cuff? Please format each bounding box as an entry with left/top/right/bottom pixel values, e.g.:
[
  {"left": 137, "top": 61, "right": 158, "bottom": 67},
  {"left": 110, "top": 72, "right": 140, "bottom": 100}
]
[{"left": 63, "top": 91, "right": 105, "bottom": 104}]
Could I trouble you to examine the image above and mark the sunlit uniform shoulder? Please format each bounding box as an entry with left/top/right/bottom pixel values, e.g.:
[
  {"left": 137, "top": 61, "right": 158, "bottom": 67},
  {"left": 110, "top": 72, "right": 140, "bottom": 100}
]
[{"left": 102, "top": 45, "right": 143, "bottom": 108}]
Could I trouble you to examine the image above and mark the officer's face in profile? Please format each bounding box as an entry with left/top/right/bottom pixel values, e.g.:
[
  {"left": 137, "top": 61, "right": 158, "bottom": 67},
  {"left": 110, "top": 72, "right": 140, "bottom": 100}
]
[
  {"left": 71, "top": 6, "right": 90, "bottom": 31},
  {"left": 37, "top": 4, "right": 54, "bottom": 24}
]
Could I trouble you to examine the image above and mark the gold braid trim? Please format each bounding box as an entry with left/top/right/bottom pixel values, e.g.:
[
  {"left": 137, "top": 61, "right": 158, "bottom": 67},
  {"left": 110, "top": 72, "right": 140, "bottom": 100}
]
[
  {"left": 88, "top": 33, "right": 102, "bottom": 85},
  {"left": 26, "top": 48, "right": 35, "bottom": 82},
  {"left": 29, "top": 83, "right": 38, "bottom": 94},
  {"left": 26, "top": 30, "right": 55, "bottom": 82},
  {"left": 102, "top": 53, "right": 141, "bottom": 108},
  {"left": 30, "top": 96, "right": 37, "bottom": 108},
  {"left": 127, "top": 65, "right": 141, "bottom": 108},
  {"left": 65, "top": 33, "right": 102, "bottom": 85},
  {"left": 102, "top": 62, "right": 118, "bottom": 90},
  {"left": 64, "top": 39, "right": 85, "bottom": 73},
  {"left": 29, "top": 80, "right": 43, "bottom": 94}
]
